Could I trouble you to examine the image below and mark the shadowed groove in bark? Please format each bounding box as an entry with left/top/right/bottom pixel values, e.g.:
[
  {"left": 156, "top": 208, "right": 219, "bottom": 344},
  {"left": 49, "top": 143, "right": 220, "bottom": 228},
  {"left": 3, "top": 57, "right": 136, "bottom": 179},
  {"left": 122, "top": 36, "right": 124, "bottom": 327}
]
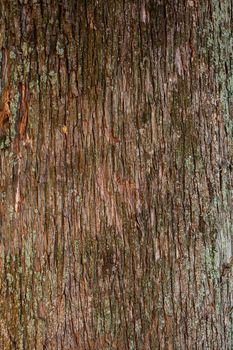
[{"left": 0, "top": 0, "right": 232, "bottom": 349}]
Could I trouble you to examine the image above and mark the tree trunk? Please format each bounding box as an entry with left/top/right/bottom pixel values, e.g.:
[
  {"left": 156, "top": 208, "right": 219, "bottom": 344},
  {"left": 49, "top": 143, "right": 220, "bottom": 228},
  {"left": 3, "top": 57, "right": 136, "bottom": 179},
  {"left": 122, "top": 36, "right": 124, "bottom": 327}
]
[{"left": 0, "top": 1, "right": 232, "bottom": 349}]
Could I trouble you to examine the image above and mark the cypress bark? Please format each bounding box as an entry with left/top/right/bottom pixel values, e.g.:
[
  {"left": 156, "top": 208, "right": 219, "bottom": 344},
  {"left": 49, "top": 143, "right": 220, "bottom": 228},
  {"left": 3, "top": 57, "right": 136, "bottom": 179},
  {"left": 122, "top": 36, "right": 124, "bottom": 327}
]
[{"left": 0, "top": 1, "right": 232, "bottom": 349}]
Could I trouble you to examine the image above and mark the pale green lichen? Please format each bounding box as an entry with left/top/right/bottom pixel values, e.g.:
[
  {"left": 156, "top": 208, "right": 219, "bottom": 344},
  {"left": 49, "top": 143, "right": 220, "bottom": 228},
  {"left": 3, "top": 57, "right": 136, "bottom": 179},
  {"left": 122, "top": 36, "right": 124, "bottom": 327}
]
[
  {"left": 9, "top": 50, "right": 16, "bottom": 60},
  {"left": 56, "top": 43, "right": 64, "bottom": 57},
  {"left": 48, "top": 70, "right": 57, "bottom": 86}
]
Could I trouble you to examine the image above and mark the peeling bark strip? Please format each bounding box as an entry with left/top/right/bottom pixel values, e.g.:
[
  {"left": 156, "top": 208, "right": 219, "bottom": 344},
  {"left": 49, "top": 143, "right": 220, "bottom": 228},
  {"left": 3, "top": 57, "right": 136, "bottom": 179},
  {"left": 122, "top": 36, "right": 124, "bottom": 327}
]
[
  {"left": 18, "top": 83, "right": 29, "bottom": 140},
  {"left": 0, "top": 1, "right": 232, "bottom": 349},
  {"left": 0, "top": 87, "right": 10, "bottom": 128}
]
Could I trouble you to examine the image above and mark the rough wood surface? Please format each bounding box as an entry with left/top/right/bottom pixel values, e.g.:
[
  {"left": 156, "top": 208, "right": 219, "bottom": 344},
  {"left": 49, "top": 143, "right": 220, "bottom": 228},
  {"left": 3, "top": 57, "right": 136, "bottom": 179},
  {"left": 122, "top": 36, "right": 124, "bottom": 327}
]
[{"left": 0, "top": 1, "right": 232, "bottom": 349}]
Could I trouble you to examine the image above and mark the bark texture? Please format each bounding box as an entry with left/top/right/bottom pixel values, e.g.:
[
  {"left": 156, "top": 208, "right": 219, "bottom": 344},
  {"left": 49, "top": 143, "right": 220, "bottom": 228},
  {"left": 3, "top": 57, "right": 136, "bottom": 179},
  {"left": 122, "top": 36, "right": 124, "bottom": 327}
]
[{"left": 0, "top": 0, "right": 232, "bottom": 349}]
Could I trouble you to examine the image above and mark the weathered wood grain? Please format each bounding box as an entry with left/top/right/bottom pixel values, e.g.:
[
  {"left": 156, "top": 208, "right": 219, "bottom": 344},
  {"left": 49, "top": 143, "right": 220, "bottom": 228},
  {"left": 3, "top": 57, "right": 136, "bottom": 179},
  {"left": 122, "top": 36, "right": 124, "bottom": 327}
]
[{"left": 0, "top": 1, "right": 232, "bottom": 349}]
